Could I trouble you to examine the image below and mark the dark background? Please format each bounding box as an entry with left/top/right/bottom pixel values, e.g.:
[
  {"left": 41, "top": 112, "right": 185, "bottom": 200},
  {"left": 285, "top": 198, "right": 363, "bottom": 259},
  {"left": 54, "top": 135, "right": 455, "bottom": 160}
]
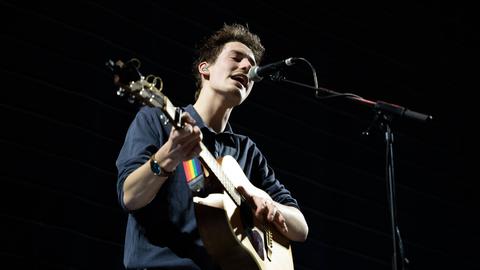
[{"left": 1, "top": 1, "right": 478, "bottom": 269}]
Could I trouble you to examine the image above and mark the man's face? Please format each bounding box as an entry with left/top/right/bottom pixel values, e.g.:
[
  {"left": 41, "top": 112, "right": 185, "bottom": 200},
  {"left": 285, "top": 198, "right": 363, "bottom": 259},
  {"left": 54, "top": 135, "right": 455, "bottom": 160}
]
[{"left": 206, "top": 41, "right": 256, "bottom": 105}]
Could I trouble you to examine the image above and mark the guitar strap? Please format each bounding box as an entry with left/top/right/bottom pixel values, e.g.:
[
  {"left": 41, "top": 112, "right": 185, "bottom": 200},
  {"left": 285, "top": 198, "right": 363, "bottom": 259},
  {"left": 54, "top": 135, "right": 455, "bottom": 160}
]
[{"left": 182, "top": 158, "right": 205, "bottom": 192}]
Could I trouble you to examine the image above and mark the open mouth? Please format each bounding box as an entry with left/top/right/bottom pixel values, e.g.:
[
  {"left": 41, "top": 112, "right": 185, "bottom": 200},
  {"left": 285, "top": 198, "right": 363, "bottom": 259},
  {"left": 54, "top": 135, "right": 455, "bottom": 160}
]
[{"left": 231, "top": 74, "right": 248, "bottom": 88}]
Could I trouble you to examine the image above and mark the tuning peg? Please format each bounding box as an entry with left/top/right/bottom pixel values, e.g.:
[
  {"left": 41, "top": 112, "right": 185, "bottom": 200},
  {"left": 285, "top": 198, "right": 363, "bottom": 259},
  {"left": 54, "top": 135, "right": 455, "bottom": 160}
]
[
  {"left": 160, "top": 114, "right": 169, "bottom": 125},
  {"left": 117, "top": 88, "right": 125, "bottom": 96}
]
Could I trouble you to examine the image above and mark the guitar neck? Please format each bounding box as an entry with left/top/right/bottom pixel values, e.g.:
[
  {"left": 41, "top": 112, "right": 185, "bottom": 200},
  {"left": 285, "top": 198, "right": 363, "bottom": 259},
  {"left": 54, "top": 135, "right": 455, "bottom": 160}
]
[{"left": 198, "top": 143, "right": 242, "bottom": 206}]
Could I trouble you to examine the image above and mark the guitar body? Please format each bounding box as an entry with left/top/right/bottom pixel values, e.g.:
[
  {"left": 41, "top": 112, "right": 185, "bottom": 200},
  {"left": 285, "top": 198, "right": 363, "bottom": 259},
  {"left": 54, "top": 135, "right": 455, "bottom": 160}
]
[{"left": 194, "top": 156, "right": 294, "bottom": 270}]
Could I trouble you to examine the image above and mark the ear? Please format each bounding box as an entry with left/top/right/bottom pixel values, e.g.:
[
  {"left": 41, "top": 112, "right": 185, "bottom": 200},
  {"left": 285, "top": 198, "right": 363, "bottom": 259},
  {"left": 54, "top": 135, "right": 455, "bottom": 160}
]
[{"left": 198, "top": 62, "right": 209, "bottom": 76}]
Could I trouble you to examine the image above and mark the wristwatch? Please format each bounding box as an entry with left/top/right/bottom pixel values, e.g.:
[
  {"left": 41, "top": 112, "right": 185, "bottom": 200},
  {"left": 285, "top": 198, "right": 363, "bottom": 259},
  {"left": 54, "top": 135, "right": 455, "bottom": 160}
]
[{"left": 149, "top": 155, "right": 174, "bottom": 177}]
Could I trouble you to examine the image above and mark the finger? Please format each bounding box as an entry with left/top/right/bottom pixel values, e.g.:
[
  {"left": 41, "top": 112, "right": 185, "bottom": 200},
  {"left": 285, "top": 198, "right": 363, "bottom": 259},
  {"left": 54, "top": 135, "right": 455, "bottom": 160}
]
[
  {"left": 255, "top": 199, "right": 269, "bottom": 219},
  {"left": 268, "top": 206, "right": 277, "bottom": 222},
  {"left": 236, "top": 185, "right": 245, "bottom": 194},
  {"left": 266, "top": 202, "right": 278, "bottom": 222},
  {"left": 193, "top": 126, "right": 203, "bottom": 140},
  {"left": 236, "top": 186, "right": 254, "bottom": 206},
  {"left": 172, "top": 124, "right": 199, "bottom": 144},
  {"left": 183, "top": 124, "right": 202, "bottom": 138},
  {"left": 191, "top": 144, "right": 202, "bottom": 156},
  {"left": 183, "top": 124, "right": 193, "bottom": 133},
  {"left": 273, "top": 210, "right": 288, "bottom": 233},
  {"left": 182, "top": 137, "right": 202, "bottom": 159},
  {"left": 273, "top": 218, "right": 289, "bottom": 234},
  {"left": 181, "top": 112, "right": 196, "bottom": 125},
  {"left": 179, "top": 124, "right": 194, "bottom": 137},
  {"left": 181, "top": 125, "right": 202, "bottom": 142},
  {"left": 185, "top": 145, "right": 203, "bottom": 160},
  {"left": 174, "top": 131, "right": 201, "bottom": 151},
  {"left": 236, "top": 185, "right": 251, "bottom": 199}
]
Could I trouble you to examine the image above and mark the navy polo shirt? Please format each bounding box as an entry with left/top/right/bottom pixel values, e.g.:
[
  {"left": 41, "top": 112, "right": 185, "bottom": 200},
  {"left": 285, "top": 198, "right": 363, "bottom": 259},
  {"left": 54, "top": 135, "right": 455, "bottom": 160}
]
[{"left": 116, "top": 105, "right": 299, "bottom": 269}]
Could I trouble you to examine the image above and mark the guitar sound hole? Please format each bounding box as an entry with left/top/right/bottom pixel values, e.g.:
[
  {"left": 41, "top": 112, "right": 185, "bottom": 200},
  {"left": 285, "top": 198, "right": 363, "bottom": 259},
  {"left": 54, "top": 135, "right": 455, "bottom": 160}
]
[{"left": 249, "top": 229, "right": 265, "bottom": 260}]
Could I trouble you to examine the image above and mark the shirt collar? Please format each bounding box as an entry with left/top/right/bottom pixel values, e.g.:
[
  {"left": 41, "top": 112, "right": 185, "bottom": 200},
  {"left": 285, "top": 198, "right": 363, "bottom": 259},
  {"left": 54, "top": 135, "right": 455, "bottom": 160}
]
[
  {"left": 184, "top": 104, "right": 236, "bottom": 145},
  {"left": 184, "top": 104, "right": 234, "bottom": 134}
]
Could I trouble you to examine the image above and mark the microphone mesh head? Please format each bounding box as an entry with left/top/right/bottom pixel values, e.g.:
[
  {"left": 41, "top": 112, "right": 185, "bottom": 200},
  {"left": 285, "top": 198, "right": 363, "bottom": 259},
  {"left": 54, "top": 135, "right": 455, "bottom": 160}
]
[{"left": 248, "top": 66, "right": 262, "bottom": 82}]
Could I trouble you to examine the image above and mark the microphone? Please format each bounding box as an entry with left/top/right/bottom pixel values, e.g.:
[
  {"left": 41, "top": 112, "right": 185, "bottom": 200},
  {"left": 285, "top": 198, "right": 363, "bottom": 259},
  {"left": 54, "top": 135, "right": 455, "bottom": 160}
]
[{"left": 248, "top": 57, "right": 297, "bottom": 82}]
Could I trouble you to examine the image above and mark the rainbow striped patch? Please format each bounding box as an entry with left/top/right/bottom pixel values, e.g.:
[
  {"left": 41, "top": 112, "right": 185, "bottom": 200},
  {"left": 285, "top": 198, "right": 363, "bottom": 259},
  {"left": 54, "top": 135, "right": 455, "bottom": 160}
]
[{"left": 182, "top": 158, "right": 203, "bottom": 183}]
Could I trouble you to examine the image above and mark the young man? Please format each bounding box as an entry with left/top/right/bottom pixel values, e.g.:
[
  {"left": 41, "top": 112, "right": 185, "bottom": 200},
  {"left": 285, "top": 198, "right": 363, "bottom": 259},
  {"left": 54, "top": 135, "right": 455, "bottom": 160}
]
[{"left": 116, "top": 23, "right": 308, "bottom": 270}]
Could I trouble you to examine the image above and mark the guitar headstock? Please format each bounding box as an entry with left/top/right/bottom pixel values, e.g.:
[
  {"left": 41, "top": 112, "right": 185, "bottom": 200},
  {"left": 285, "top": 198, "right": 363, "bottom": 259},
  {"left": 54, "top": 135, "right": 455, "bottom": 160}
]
[{"left": 106, "top": 58, "right": 184, "bottom": 129}]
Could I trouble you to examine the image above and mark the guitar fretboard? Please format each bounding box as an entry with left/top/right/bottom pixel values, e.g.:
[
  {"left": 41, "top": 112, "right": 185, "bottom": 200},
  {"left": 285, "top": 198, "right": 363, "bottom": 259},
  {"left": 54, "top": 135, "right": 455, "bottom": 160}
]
[{"left": 198, "top": 144, "right": 242, "bottom": 206}]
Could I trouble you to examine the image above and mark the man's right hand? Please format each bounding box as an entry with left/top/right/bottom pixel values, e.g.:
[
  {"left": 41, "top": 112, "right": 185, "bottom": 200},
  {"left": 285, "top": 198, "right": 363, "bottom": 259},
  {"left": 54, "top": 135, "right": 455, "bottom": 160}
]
[{"left": 155, "top": 111, "right": 203, "bottom": 172}]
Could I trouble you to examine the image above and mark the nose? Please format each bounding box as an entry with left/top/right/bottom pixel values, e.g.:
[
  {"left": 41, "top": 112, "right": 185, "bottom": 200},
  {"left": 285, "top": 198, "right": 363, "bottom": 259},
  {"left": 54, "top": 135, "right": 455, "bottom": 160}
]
[{"left": 240, "top": 58, "right": 253, "bottom": 72}]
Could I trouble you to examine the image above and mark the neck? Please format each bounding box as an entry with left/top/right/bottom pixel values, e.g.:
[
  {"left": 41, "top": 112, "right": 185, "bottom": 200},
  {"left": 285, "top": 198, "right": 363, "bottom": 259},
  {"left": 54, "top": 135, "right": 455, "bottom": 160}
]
[{"left": 194, "top": 89, "right": 233, "bottom": 133}]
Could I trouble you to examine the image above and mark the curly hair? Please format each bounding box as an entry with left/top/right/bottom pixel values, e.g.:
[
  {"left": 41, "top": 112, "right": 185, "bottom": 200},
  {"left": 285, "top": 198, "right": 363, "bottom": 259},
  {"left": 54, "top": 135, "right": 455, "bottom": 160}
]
[{"left": 192, "top": 23, "right": 265, "bottom": 100}]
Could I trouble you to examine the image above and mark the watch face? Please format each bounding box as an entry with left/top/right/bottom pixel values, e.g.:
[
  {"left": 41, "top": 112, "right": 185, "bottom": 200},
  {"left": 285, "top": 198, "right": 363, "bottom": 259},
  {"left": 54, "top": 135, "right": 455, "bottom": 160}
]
[
  {"left": 150, "top": 158, "right": 161, "bottom": 175},
  {"left": 150, "top": 156, "right": 174, "bottom": 177}
]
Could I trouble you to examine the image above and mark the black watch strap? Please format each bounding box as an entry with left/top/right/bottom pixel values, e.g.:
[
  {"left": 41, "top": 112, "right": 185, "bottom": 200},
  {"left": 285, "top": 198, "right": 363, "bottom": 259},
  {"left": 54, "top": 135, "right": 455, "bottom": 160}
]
[{"left": 149, "top": 155, "right": 174, "bottom": 177}]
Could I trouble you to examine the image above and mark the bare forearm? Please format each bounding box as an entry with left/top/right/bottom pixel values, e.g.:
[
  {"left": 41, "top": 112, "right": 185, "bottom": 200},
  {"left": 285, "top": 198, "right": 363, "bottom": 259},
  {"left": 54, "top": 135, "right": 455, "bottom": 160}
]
[
  {"left": 122, "top": 161, "right": 168, "bottom": 210},
  {"left": 275, "top": 203, "right": 309, "bottom": 242},
  {"left": 236, "top": 184, "right": 309, "bottom": 242}
]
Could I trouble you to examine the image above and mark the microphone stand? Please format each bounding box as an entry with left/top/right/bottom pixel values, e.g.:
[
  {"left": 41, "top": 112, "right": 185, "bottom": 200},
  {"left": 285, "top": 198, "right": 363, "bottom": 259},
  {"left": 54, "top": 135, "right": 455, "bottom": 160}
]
[{"left": 271, "top": 74, "right": 432, "bottom": 270}]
